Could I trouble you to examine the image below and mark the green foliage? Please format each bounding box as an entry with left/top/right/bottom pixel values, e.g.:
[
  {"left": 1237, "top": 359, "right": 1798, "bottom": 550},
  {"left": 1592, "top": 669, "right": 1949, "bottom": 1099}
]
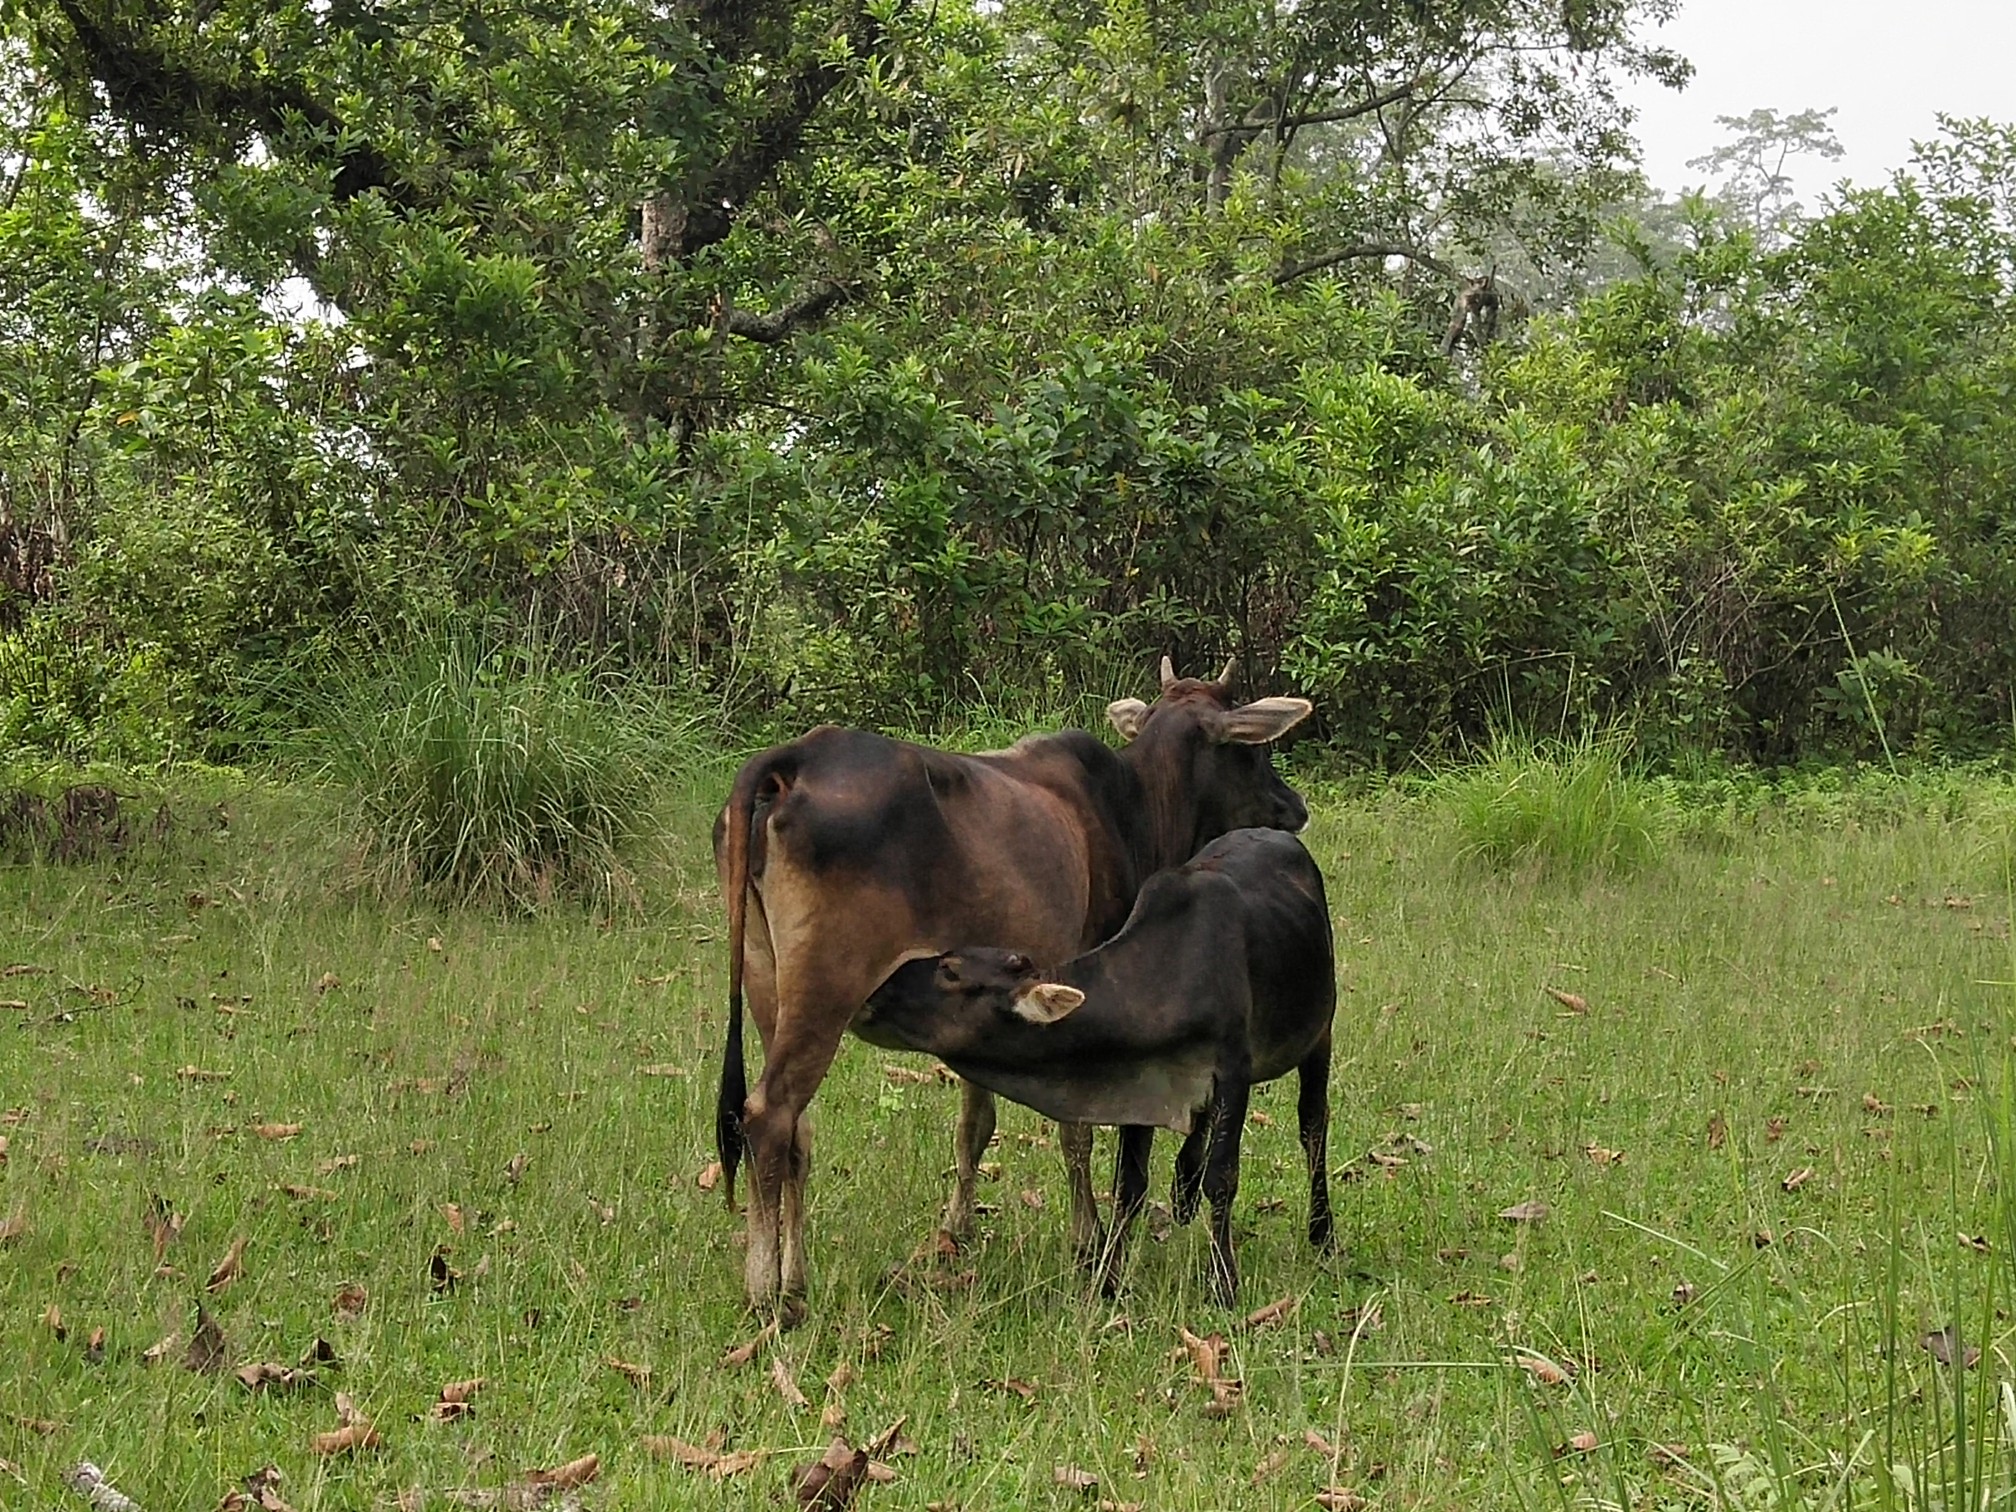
[
  {"left": 307, "top": 633, "right": 672, "bottom": 905},
  {"left": 1435, "top": 728, "right": 1669, "bottom": 873}
]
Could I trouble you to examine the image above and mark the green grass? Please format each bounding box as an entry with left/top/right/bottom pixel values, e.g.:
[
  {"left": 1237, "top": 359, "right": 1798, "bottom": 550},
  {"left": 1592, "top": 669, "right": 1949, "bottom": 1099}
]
[
  {"left": 302, "top": 633, "right": 689, "bottom": 907},
  {"left": 4, "top": 774, "right": 2016, "bottom": 1508},
  {"left": 1435, "top": 729, "right": 1670, "bottom": 875}
]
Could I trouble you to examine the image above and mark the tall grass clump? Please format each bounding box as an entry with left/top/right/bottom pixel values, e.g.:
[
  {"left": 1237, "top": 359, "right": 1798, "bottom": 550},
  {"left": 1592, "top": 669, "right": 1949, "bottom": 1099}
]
[
  {"left": 1435, "top": 727, "right": 1668, "bottom": 873},
  {"left": 309, "top": 632, "right": 672, "bottom": 905}
]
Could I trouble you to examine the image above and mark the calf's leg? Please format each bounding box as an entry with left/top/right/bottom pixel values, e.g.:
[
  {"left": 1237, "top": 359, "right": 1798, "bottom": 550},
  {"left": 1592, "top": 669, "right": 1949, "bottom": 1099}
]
[
  {"left": 1058, "top": 1121, "right": 1103, "bottom": 1266},
  {"left": 1171, "top": 1117, "right": 1208, "bottom": 1226},
  {"left": 1297, "top": 1032, "right": 1335, "bottom": 1251},
  {"left": 943, "top": 1078, "right": 996, "bottom": 1241},
  {"left": 1204, "top": 1081, "right": 1251, "bottom": 1305},
  {"left": 1098, "top": 1125, "right": 1155, "bottom": 1296}
]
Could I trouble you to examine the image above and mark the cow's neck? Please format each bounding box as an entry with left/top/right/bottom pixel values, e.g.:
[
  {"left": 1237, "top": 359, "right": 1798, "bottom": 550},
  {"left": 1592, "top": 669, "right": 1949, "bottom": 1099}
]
[{"left": 1115, "top": 728, "right": 1208, "bottom": 878}]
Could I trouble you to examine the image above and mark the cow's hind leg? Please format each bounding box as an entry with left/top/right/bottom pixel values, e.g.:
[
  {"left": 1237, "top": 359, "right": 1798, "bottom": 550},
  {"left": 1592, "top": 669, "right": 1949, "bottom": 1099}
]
[
  {"left": 1204, "top": 1081, "right": 1251, "bottom": 1306},
  {"left": 943, "top": 1079, "right": 996, "bottom": 1241},
  {"left": 1098, "top": 1126, "right": 1155, "bottom": 1297},
  {"left": 1171, "top": 1115, "right": 1209, "bottom": 1226},
  {"left": 1297, "top": 1032, "right": 1335, "bottom": 1252},
  {"left": 777, "top": 1112, "right": 815, "bottom": 1317},
  {"left": 1059, "top": 1121, "right": 1103, "bottom": 1267}
]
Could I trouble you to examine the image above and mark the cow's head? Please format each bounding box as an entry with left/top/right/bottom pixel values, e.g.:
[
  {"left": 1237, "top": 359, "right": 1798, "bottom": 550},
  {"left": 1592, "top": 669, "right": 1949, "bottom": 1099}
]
[
  {"left": 1106, "top": 657, "right": 1313, "bottom": 852},
  {"left": 859, "top": 950, "right": 1084, "bottom": 1059}
]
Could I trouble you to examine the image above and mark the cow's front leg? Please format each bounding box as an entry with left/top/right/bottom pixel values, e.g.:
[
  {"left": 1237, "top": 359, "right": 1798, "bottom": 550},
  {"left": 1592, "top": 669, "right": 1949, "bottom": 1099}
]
[
  {"left": 943, "top": 1078, "right": 995, "bottom": 1241},
  {"left": 1204, "top": 1081, "right": 1251, "bottom": 1306},
  {"left": 1058, "top": 1121, "right": 1103, "bottom": 1266}
]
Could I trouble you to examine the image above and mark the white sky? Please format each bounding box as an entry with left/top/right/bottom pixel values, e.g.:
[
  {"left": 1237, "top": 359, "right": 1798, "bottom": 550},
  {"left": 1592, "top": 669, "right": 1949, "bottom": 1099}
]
[{"left": 1619, "top": 0, "right": 2016, "bottom": 205}]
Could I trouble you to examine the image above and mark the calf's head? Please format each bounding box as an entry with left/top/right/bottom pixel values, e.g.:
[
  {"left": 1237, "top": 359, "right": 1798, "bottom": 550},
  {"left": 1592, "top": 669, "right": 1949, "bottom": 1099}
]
[
  {"left": 1106, "top": 656, "right": 1313, "bottom": 844},
  {"left": 860, "top": 950, "right": 1085, "bottom": 1060}
]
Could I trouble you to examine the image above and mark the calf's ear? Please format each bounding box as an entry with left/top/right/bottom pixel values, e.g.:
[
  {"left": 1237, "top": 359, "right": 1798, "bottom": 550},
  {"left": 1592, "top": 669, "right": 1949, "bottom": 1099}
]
[
  {"left": 1106, "top": 698, "right": 1151, "bottom": 740},
  {"left": 1214, "top": 696, "right": 1312, "bottom": 744},
  {"left": 1010, "top": 982, "right": 1086, "bottom": 1024}
]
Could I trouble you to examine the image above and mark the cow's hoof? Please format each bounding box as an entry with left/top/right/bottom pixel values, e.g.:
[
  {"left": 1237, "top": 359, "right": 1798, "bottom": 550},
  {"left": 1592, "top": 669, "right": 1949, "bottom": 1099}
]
[{"left": 1308, "top": 1217, "right": 1335, "bottom": 1252}]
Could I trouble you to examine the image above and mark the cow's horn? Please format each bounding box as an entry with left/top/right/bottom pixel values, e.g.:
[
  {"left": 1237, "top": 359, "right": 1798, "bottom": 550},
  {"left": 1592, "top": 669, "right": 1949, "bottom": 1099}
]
[
  {"left": 1215, "top": 656, "right": 1236, "bottom": 688},
  {"left": 1159, "top": 655, "right": 1177, "bottom": 692}
]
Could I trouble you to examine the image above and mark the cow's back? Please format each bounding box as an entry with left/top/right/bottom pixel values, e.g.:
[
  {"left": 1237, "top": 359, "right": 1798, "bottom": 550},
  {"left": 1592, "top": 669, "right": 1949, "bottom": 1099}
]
[{"left": 1186, "top": 828, "right": 1335, "bottom": 1081}]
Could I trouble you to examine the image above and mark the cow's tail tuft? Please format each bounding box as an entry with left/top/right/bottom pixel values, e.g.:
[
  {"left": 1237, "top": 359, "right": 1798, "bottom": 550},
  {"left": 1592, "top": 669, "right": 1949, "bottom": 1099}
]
[{"left": 716, "top": 751, "right": 788, "bottom": 1209}]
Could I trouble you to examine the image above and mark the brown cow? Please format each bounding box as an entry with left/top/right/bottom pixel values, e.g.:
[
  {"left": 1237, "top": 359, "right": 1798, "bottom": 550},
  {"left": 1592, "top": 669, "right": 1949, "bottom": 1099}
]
[{"left": 713, "top": 659, "right": 1313, "bottom": 1317}]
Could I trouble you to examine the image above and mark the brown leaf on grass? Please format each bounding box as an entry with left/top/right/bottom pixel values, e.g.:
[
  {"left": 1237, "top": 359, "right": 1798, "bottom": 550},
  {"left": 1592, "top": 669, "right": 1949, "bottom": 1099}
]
[
  {"left": 1448, "top": 1290, "right": 1495, "bottom": 1308},
  {"left": 279, "top": 1184, "right": 337, "bottom": 1201},
  {"left": 1963, "top": 1233, "right": 1992, "bottom": 1253},
  {"left": 219, "top": 1463, "right": 297, "bottom": 1512},
  {"left": 1671, "top": 1281, "right": 1698, "bottom": 1307},
  {"left": 0, "top": 1133, "right": 8, "bottom": 1165},
  {"left": 1863, "top": 1092, "right": 1893, "bottom": 1117},
  {"left": 0, "top": 1209, "right": 27, "bottom": 1246},
  {"left": 1781, "top": 1167, "right": 1815, "bottom": 1193},
  {"left": 1177, "top": 1326, "right": 1228, "bottom": 1382},
  {"left": 605, "top": 1358, "right": 651, "bottom": 1389},
  {"left": 65, "top": 1463, "right": 145, "bottom": 1512},
  {"left": 1498, "top": 1200, "right": 1551, "bottom": 1223},
  {"left": 1765, "top": 1116, "right": 1789, "bottom": 1142},
  {"left": 1203, "top": 1378, "right": 1245, "bottom": 1418},
  {"left": 864, "top": 1417, "right": 916, "bottom": 1460},
  {"left": 13, "top": 1415, "right": 59, "bottom": 1435},
  {"left": 771, "top": 1357, "right": 811, "bottom": 1410},
  {"left": 206, "top": 1236, "right": 248, "bottom": 1292},
  {"left": 1514, "top": 1351, "right": 1572, "bottom": 1385},
  {"left": 825, "top": 1361, "right": 856, "bottom": 1396},
  {"left": 865, "top": 1463, "right": 897, "bottom": 1484},
  {"left": 315, "top": 973, "right": 340, "bottom": 995},
  {"left": 1583, "top": 1144, "right": 1625, "bottom": 1166},
  {"left": 1544, "top": 987, "right": 1588, "bottom": 1015},
  {"left": 1019, "top": 1188, "right": 1045, "bottom": 1210},
  {"left": 429, "top": 1378, "right": 485, "bottom": 1422},
  {"left": 175, "top": 1065, "right": 228, "bottom": 1082},
  {"left": 1922, "top": 1326, "right": 1982, "bottom": 1369},
  {"left": 1554, "top": 1430, "right": 1599, "bottom": 1456},
  {"left": 695, "top": 1162, "right": 721, "bottom": 1193},
  {"left": 642, "top": 1437, "right": 721, "bottom": 1470},
  {"left": 1053, "top": 1464, "right": 1100, "bottom": 1493},
  {"left": 526, "top": 1455, "right": 598, "bottom": 1490},
  {"left": 312, "top": 1393, "right": 381, "bottom": 1455},
  {"left": 236, "top": 1362, "right": 315, "bottom": 1393},
  {"left": 1304, "top": 1429, "right": 1340, "bottom": 1457},
  {"left": 1707, "top": 1111, "right": 1727, "bottom": 1150},
  {"left": 720, "top": 1318, "right": 777, "bottom": 1368},
  {"left": 1649, "top": 1443, "right": 1691, "bottom": 1470},
  {"left": 301, "top": 1337, "right": 340, "bottom": 1369},
  {"left": 1315, "top": 1492, "right": 1367, "bottom": 1512},
  {"left": 637, "top": 1064, "right": 687, "bottom": 1078},
  {"left": 429, "top": 1247, "right": 460, "bottom": 1293},
  {"left": 315, "top": 1155, "right": 359, "bottom": 1175},
  {"left": 141, "top": 1331, "right": 180, "bottom": 1364},
  {"left": 82, "top": 1325, "right": 105, "bottom": 1364},
  {"left": 505, "top": 1153, "right": 529, "bottom": 1184},
  {"left": 440, "top": 1203, "right": 466, "bottom": 1235},
  {"left": 185, "top": 1305, "right": 227, "bottom": 1372},
  {"left": 1244, "top": 1296, "right": 1297, "bottom": 1329},
  {"left": 987, "top": 1377, "right": 1040, "bottom": 1402},
  {"left": 1250, "top": 1448, "right": 1291, "bottom": 1486},
  {"left": 792, "top": 1439, "right": 869, "bottom": 1510},
  {"left": 333, "top": 1282, "right": 368, "bottom": 1320},
  {"left": 250, "top": 1123, "right": 303, "bottom": 1141}
]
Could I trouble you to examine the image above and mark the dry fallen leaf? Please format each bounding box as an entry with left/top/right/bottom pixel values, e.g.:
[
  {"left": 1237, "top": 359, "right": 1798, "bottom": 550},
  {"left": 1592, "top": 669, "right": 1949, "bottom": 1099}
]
[
  {"left": 1782, "top": 1167, "right": 1815, "bottom": 1193},
  {"left": 333, "top": 1282, "right": 368, "bottom": 1320},
  {"left": 1765, "top": 1116, "right": 1788, "bottom": 1142},
  {"left": 1921, "top": 1326, "right": 1982, "bottom": 1369},
  {"left": 441, "top": 1203, "right": 466, "bottom": 1235},
  {"left": 720, "top": 1318, "right": 777, "bottom": 1369},
  {"left": 1498, "top": 1200, "right": 1551, "bottom": 1224},
  {"left": 1054, "top": 1464, "right": 1100, "bottom": 1493},
  {"left": 1244, "top": 1296, "right": 1297, "bottom": 1329},
  {"left": 1583, "top": 1144, "right": 1625, "bottom": 1166},
  {"left": 0, "top": 1209, "right": 28, "bottom": 1246},
  {"left": 236, "top": 1362, "right": 315, "bottom": 1393},
  {"left": 1544, "top": 987, "right": 1588, "bottom": 1014},
  {"left": 1649, "top": 1442, "right": 1691, "bottom": 1470},
  {"left": 66, "top": 1463, "right": 145, "bottom": 1512},
  {"left": 1707, "top": 1111, "right": 1727, "bottom": 1150},
  {"left": 1305, "top": 1429, "right": 1340, "bottom": 1457},
  {"left": 864, "top": 1417, "right": 916, "bottom": 1460},
  {"left": 313, "top": 1393, "right": 381, "bottom": 1455},
  {"left": 185, "top": 1305, "right": 227, "bottom": 1373},
  {"left": 315, "top": 972, "right": 341, "bottom": 995},
  {"left": 1177, "top": 1326, "right": 1228, "bottom": 1382},
  {"left": 792, "top": 1439, "right": 868, "bottom": 1510},
  {"left": 506, "top": 1153, "right": 529, "bottom": 1184},
  {"left": 696, "top": 1162, "right": 721, "bottom": 1193},
  {"left": 1315, "top": 1492, "right": 1367, "bottom": 1512},
  {"left": 315, "top": 1155, "right": 360, "bottom": 1175},
  {"left": 429, "top": 1378, "right": 485, "bottom": 1422},
  {"left": 1555, "top": 1430, "right": 1599, "bottom": 1456},
  {"left": 1203, "top": 1378, "right": 1245, "bottom": 1418},
  {"left": 251, "top": 1123, "right": 303, "bottom": 1141},
  {"left": 1019, "top": 1189, "right": 1045, "bottom": 1210},
  {"left": 1671, "top": 1281, "right": 1698, "bottom": 1307},
  {"left": 207, "top": 1236, "right": 248, "bottom": 1292},
  {"left": 526, "top": 1454, "right": 599, "bottom": 1490},
  {"left": 1514, "top": 1351, "right": 1572, "bottom": 1385},
  {"left": 1250, "top": 1447, "right": 1291, "bottom": 1486},
  {"left": 606, "top": 1357, "right": 651, "bottom": 1389},
  {"left": 279, "top": 1184, "right": 337, "bottom": 1201},
  {"left": 141, "top": 1331, "right": 180, "bottom": 1365},
  {"left": 772, "top": 1357, "right": 811, "bottom": 1410},
  {"left": 643, "top": 1437, "right": 721, "bottom": 1470}
]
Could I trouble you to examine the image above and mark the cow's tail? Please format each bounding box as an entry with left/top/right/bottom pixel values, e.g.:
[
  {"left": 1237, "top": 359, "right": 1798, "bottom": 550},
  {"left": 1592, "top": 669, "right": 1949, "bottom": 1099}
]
[{"left": 716, "top": 750, "right": 791, "bottom": 1210}]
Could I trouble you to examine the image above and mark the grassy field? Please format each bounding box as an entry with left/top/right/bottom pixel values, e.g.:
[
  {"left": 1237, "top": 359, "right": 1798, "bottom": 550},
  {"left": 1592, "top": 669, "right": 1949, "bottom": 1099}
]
[{"left": 5, "top": 770, "right": 2016, "bottom": 1510}]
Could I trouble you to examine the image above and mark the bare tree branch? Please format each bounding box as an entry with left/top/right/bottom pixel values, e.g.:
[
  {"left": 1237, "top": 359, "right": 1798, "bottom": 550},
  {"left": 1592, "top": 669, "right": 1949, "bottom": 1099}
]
[
  {"left": 1202, "top": 76, "right": 1424, "bottom": 139},
  {"left": 1274, "top": 241, "right": 1456, "bottom": 286}
]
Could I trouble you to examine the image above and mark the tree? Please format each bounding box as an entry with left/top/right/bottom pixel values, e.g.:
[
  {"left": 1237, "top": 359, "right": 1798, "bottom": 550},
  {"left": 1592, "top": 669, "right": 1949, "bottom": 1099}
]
[{"left": 1685, "top": 106, "right": 1844, "bottom": 249}]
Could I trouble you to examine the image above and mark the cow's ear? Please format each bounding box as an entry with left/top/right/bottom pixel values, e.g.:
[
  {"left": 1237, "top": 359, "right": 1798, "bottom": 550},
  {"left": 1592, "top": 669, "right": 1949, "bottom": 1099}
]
[
  {"left": 1215, "top": 696, "right": 1312, "bottom": 744},
  {"left": 1106, "top": 698, "right": 1151, "bottom": 740},
  {"left": 1010, "top": 982, "right": 1085, "bottom": 1024}
]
